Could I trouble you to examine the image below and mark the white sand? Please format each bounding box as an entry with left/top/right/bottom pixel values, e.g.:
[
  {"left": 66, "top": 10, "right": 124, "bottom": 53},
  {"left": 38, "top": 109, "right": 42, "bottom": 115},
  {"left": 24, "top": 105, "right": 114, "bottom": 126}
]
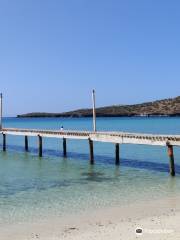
[{"left": 1, "top": 196, "right": 180, "bottom": 240}]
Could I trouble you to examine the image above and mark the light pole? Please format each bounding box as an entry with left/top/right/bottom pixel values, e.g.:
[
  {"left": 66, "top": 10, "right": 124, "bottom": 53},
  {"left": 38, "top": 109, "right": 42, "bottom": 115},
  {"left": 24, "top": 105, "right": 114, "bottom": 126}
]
[
  {"left": 92, "top": 89, "right": 96, "bottom": 132},
  {"left": 0, "top": 93, "right": 2, "bottom": 130}
]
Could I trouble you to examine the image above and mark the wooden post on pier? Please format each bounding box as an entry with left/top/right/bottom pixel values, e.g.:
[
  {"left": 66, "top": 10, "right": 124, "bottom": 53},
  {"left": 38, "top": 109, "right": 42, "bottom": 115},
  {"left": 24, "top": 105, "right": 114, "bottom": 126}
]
[
  {"left": 3, "top": 134, "right": 6, "bottom": 151},
  {"left": 63, "top": 138, "right": 67, "bottom": 157},
  {"left": 92, "top": 89, "right": 96, "bottom": 132},
  {"left": 0, "top": 93, "right": 2, "bottom": 130},
  {"left": 89, "top": 139, "right": 94, "bottom": 164},
  {"left": 115, "top": 143, "right": 120, "bottom": 165},
  {"left": 25, "top": 136, "right": 28, "bottom": 151},
  {"left": 38, "top": 135, "right": 42, "bottom": 157},
  {"left": 168, "top": 145, "right": 175, "bottom": 176}
]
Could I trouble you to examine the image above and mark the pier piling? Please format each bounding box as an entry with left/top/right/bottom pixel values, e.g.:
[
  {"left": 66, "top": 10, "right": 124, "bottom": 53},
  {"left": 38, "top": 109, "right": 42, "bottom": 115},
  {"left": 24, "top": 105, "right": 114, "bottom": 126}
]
[
  {"left": 115, "top": 143, "right": 120, "bottom": 165},
  {"left": 168, "top": 145, "right": 175, "bottom": 176},
  {"left": 63, "top": 138, "right": 67, "bottom": 157},
  {"left": 1, "top": 128, "right": 180, "bottom": 177},
  {"left": 3, "top": 134, "right": 6, "bottom": 151},
  {"left": 0, "top": 94, "right": 2, "bottom": 130},
  {"left": 89, "top": 139, "right": 94, "bottom": 164},
  {"left": 38, "top": 135, "right": 42, "bottom": 157},
  {"left": 92, "top": 90, "right": 96, "bottom": 132},
  {"left": 25, "top": 136, "right": 28, "bottom": 151}
]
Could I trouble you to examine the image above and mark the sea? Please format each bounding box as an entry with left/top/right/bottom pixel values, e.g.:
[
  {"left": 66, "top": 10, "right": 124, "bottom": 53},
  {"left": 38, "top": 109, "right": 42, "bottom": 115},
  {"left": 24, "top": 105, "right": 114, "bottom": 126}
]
[{"left": 1, "top": 117, "right": 180, "bottom": 224}]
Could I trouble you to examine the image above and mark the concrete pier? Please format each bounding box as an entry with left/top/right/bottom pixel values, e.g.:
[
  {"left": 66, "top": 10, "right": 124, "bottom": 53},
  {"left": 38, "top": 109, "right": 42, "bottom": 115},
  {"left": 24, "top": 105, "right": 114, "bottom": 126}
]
[{"left": 1, "top": 128, "right": 180, "bottom": 176}]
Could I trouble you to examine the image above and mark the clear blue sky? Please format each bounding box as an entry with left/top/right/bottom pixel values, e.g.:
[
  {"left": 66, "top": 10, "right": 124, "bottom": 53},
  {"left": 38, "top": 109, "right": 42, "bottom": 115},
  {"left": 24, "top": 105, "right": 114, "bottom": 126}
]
[{"left": 0, "top": 0, "right": 180, "bottom": 116}]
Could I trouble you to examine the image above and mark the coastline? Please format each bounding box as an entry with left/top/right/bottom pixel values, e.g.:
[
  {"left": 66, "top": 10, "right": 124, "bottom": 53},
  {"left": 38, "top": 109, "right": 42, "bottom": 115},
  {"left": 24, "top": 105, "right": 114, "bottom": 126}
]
[
  {"left": 1, "top": 195, "right": 180, "bottom": 240},
  {"left": 17, "top": 115, "right": 180, "bottom": 118}
]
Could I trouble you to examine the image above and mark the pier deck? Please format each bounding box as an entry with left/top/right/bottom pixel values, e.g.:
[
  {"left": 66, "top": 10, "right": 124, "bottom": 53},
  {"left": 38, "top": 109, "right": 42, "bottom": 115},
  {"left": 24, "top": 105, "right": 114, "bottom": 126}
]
[
  {"left": 1, "top": 128, "right": 179, "bottom": 176},
  {"left": 2, "top": 128, "right": 180, "bottom": 146}
]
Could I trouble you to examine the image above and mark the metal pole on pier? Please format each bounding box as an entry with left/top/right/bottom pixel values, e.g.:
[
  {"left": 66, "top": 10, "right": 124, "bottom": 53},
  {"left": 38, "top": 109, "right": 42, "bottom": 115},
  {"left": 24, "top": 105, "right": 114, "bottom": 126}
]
[
  {"left": 0, "top": 93, "right": 2, "bottom": 130},
  {"left": 92, "top": 89, "right": 96, "bottom": 132}
]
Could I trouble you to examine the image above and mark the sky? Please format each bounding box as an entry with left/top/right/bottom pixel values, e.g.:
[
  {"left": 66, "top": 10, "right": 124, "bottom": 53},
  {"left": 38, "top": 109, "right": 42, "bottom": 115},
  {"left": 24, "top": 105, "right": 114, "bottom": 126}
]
[{"left": 0, "top": 0, "right": 180, "bottom": 116}]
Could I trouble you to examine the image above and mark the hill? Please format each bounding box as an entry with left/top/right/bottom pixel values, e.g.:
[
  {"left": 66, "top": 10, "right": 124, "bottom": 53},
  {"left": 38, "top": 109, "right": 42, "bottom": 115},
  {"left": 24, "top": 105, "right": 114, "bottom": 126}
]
[{"left": 17, "top": 96, "right": 180, "bottom": 118}]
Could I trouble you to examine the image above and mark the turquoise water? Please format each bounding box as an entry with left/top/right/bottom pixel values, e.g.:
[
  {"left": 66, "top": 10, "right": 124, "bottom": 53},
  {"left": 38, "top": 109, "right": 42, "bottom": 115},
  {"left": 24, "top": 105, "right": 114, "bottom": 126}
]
[{"left": 1, "top": 117, "right": 180, "bottom": 224}]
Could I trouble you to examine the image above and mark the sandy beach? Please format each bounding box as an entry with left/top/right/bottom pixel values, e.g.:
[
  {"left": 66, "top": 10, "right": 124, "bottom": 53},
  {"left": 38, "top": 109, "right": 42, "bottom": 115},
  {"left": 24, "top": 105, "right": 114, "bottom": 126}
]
[{"left": 1, "top": 195, "right": 180, "bottom": 240}]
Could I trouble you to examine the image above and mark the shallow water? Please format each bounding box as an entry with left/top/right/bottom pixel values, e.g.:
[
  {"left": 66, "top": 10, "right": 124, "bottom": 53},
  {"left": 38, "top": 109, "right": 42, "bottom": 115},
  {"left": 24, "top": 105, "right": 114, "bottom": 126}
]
[{"left": 0, "top": 117, "right": 180, "bottom": 224}]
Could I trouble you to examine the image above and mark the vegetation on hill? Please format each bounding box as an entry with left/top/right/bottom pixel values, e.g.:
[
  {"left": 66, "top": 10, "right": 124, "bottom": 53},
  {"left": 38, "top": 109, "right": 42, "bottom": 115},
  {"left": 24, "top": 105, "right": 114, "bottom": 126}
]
[{"left": 17, "top": 96, "right": 180, "bottom": 118}]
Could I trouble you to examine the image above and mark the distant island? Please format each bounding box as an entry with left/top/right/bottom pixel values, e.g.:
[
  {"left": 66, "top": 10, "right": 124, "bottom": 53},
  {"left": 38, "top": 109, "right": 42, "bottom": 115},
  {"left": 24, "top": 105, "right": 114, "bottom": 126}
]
[{"left": 17, "top": 96, "right": 180, "bottom": 118}]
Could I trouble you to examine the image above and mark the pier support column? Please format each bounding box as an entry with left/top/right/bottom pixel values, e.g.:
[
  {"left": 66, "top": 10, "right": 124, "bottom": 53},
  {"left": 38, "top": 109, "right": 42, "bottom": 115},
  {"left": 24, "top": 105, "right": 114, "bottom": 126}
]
[
  {"left": 3, "top": 133, "right": 6, "bottom": 151},
  {"left": 25, "top": 136, "right": 28, "bottom": 152},
  {"left": 115, "top": 143, "right": 120, "bottom": 165},
  {"left": 63, "top": 138, "right": 67, "bottom": 157},
  {"left": 89, "top": 139, "right": 94, "bottom": 164},
  {"left": 168, "top": 145, "right": 175, "bottom": 176},
  {"left": 38, "top": 135, "right": 42, "bottom": 157}
]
